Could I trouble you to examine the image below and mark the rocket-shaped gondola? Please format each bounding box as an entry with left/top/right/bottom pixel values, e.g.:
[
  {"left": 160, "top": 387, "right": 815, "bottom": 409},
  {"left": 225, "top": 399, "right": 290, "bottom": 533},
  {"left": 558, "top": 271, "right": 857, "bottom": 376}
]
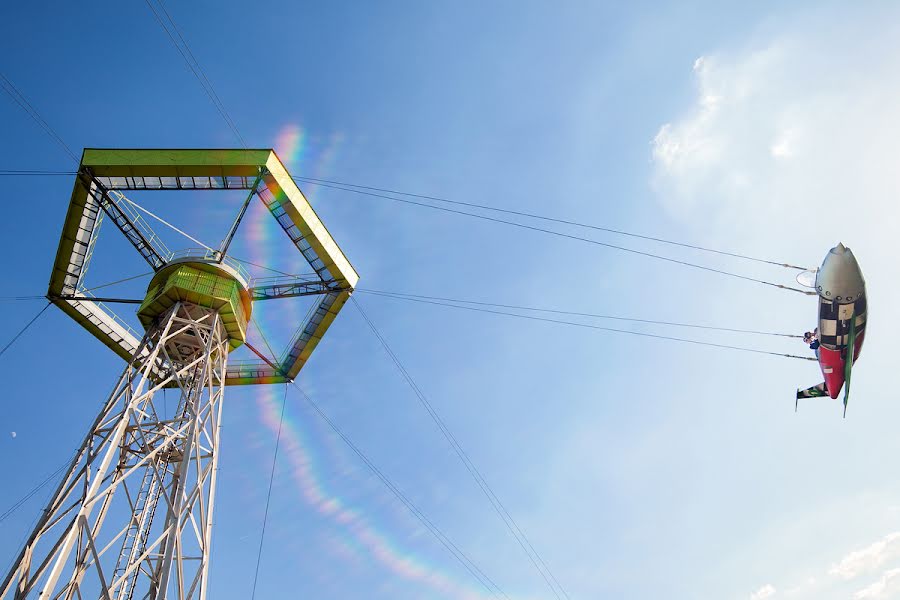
[{"left": 797, "top": 243, "right": 867, "bottom": 415}]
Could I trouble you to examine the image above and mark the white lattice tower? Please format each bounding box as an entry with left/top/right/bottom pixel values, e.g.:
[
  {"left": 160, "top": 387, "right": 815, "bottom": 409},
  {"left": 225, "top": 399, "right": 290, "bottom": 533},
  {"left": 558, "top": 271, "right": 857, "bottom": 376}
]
[
  {"left": 2, "top": 149, "right": 360, "bottom": 600},
  {"left": 1, "top": 301, "right": 228, "bottom": 600}
]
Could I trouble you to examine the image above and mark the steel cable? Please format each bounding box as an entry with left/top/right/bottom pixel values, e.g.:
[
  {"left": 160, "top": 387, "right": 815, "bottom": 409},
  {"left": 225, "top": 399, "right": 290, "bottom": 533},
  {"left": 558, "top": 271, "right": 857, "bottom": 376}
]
[
  {"left": 291, "top": 383, "right": 509, "bottom": 598},
  {"left": 358, "top": 289, "right": 803, "bottom": 339},
  {"left": 295, "top": 175, "right": 809, "bottom": 271},
  {"left": 295, "top": 178, "right": 815, "bottom": 296},
  {"left": 352, "top": 297, "right": 570, "bottom": 599},
  {"left": 0, "top": 302, "right": 51, "bottom": 361},
  {"left": 361, "top": 293, "right": 816, "bottom": 362},
  {"left": 250, "top": 384, "right": 288, "bottom": 600}
]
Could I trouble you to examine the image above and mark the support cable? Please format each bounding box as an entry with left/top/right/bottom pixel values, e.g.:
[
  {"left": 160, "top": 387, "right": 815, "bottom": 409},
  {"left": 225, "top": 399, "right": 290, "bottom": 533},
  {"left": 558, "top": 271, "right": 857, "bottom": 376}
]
[
  {"left": 0, "top": 452, "right": 78, "bottom": 583},
  {"left": 0, "top": 302, "right": 51, "bottom": 361},
  {"left": 297, "top": 178, "right": 815, "bottom": 296},
  {"left": 116, "top": 194, "right": 216, "bottom": 251},
  {"left": 0, "top": 456, "right": 74, "bottom": 525},
  {"left": 362, "top": 293, "right": 817, "bottom": 362},
  {"left": 0, "top": 74, "right": 78, "bottom": 163},
  {"left": 142, "top": 0, "right": 246, "bottom": 147},
  {"left": 250, "top": 384, "right": 288, "bottom": 600},
  {"left": 296, "top": 175, "right": 809, "bottom": 270},
  {"left": 0, "top": 170, "right": 74, "bottom": 176},
  {"left": 154, "top": 0, "right": 246, "bottom": 147},
  {"left": 81, "top": 271, "right": 155, "bottom": 294},
  {"left": 358, "top": 289, "right": 803, "bottom": 339},
  {"left": 352, "top": 297, "right": 569, "bottom": 599},
  {"left": 290, "top": 383, "right": 508, "bottom": 599}
]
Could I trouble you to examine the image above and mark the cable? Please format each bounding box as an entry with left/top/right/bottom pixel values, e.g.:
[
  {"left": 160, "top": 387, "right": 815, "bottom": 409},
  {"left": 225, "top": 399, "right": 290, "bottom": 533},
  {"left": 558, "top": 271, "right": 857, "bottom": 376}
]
[
  {"left": 0, "top": 457, "right": 72, "bottom": 525},
  {"left": 294, "top": 175, "right": 810, "bottom": 270},
  {"left": 0, "top": 170, "right": 75, "bottom": 176},
  {"left": 251, "top": 384, "right": 287, "bottom": 600},
  {"left": 352, "top": 297, "right": 569, "bottom": 599},
  {"left": 294, "top": 178, "right": 815, "bottom": 296},
  {"left": 115, "top": 193, "right": 215, "bottom": 251},
  {"left": 0, "top": 74, "right": 78, "bottom": 164},
  {"left": 0, "top": 296, "right": 45, "bottom": 302},
  {"left": 250, "top": 316, "right": 279, "bottom": 365},
  {"left": 81, "top": 271, "right": 154, "bottom": 294},
  {"left": 142, "top": 0, "right": 246, "bottom": 148},
  {"left": 0, "top": 303, "right": 51, "bottom": 361},
  {"left": 231, "top": 257, "right": 299, "bottom": 279},
  {"left": 359, "top": 289, "right": 803, "bottom": 339},
  {"left": 291, "top": 382, "right": 508, "bottom": 598},
  {"left": 0, "top": 451, "right": 78, "bottom": 581},
  {"left": 360, "top": 293, "right": 816, "bottom": 362},
  {"left": 155, "top": 0, "right": 245, "bottom": 146}
]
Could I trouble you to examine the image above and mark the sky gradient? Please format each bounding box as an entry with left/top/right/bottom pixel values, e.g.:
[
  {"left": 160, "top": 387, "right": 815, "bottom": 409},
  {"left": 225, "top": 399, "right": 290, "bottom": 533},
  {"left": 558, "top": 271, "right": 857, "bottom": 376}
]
[{"left": 1, "top": 2, "right": 899, "bottom": 599}]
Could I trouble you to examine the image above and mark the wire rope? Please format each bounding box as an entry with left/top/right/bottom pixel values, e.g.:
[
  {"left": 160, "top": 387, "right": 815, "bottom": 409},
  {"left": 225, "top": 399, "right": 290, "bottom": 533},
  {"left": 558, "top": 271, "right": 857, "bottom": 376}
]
[
  {"left": 0, "top": 74, "right": 78, "bottom": 163},
  {"left": 154, "top": 0, "right": 246, "bottom": 148},
  {"left": 352, "top": 297, "right": 569, "bottom": 599},
  {"left": 0, "top": 303, "right": 51, "bottom": 361},
  {"left": 358, "top": 289, "right": 803, "bottom": 339},
  {"left": 81, "top": 271, "right": 155, "bottom": 294},
  {"left": 0, "top": 170, "right": 74, "bottom": 176},
  {"left": 290, "top": 383, "right": 509, "bottom": 598},
  {"left": 116, "top": 193, "right": 216, "bottom": 251},
  {"left": 142, "top": 0, "right": 246, "bottom": 147},
  {"left": 250, "top": 384, "right": 287, "bottom": 600},
  {"left": 362, "top": 293, "right": 816, "bottom": 362},
  {"left": 297, "top": 178, "right": 815, "bottom": 296},
  {"left": 295, "top": 175, "right": 809, "bottom": 271},
  {"left": 0, "top": 457, "right": 72, "bottom": 525}
]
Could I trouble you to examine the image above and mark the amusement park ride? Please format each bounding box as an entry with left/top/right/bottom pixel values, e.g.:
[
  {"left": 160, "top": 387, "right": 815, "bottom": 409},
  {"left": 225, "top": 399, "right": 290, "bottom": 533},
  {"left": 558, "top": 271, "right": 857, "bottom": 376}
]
[
  {"left": 796, "top": 243, "right": 868, "bottom": 416},
  {"left": 1, "top": 149, "right": 358, "bottom": 600},
  {"left": 0, "top": 148, "right": 870, "bottom": 599}
]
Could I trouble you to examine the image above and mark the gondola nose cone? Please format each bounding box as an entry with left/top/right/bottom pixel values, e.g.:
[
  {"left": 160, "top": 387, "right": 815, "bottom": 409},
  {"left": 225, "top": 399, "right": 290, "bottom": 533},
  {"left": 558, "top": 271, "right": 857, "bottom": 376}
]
[{"left": 816, "top": 243, "right": 865, "bottom": 302}]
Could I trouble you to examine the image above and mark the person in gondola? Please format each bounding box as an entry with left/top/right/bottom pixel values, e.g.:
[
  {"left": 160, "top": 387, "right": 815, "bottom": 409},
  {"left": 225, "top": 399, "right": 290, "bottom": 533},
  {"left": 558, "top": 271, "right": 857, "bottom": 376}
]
[{"left": 803, "top": 328, "right": 820, "bottom": 351}]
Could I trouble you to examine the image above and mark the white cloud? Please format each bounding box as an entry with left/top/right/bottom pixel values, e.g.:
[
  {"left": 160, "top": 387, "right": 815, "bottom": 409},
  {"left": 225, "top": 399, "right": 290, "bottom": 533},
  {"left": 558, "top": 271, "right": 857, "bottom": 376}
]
[
  {"left": 854, "top": 568, "right": 900, "bottom": 599},
  {"left": 830, "top": 533, "right": 900, "bottom": 580},
  {"left": 9, "top": 431, "right": 15, "bottom": 439},
  {"left": 650, "top": 25, "right": 900, "bottom": 245},
  {"left": 751, "top": 583, "right": 776, "bottom": 599}
]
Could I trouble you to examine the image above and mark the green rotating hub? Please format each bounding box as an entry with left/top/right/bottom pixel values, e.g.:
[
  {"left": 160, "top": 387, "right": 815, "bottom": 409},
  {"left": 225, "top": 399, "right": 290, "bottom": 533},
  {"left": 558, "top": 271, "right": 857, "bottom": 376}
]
[{"left": 138, "top": 261, "right": 252, "bottom": 350}]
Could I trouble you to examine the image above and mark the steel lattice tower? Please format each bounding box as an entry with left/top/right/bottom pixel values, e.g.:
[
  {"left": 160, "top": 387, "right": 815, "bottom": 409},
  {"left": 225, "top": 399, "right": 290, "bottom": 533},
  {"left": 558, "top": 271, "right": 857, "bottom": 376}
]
[{"left": 1, "top": 149, "right": 358, "bottom": 600}]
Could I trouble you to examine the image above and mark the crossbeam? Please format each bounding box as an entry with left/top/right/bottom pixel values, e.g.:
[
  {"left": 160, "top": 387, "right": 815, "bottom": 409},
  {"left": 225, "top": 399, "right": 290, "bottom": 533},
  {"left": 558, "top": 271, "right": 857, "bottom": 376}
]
[{"left": 249, "top": 278, "right": 349, "bottom": 300}]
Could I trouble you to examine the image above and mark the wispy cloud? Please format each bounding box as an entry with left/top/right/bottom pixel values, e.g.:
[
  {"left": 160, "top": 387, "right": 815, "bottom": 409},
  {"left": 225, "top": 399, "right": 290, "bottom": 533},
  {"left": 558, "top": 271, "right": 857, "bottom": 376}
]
[
  {"left": 830, "top": 533, "right": 900, "bottom": 581},
  {"left": 650, "top": 24, "right": 900, "bottom": 244},
  {"left": 854, "top": 568, "right": 900, "bottom": 599},
  {"left": 751, "top": 583, "right": 776, "bottom": 599}
]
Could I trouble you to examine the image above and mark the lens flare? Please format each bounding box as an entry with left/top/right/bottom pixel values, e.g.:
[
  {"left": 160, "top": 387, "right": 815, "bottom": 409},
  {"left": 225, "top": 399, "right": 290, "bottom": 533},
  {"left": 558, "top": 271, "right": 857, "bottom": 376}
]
[{"left": 257, "top": 387, "right": 496, "bottom": 600}]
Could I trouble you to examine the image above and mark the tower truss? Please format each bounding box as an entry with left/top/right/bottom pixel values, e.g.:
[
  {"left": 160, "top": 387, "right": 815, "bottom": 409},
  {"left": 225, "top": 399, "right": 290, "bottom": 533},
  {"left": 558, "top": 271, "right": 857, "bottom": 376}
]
[
  {"left": 2, "top": 302, "right": 227, "bottom": 600},
  {"left": 2, "top": 149, "right": 358, "bottom": 599}
]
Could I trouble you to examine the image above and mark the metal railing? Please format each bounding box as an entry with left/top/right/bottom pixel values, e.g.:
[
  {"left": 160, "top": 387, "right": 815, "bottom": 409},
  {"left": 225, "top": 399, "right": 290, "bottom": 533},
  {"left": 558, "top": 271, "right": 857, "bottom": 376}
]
[{"left": 168, "top": 248, "right": 251, "bottom": 284}]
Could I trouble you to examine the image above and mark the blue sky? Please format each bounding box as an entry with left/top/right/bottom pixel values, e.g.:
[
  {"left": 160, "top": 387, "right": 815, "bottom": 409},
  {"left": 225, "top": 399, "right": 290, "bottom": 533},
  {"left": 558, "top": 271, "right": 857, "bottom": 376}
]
[{"left": 1, "top": 2, "right": 899, "bottom": 599}]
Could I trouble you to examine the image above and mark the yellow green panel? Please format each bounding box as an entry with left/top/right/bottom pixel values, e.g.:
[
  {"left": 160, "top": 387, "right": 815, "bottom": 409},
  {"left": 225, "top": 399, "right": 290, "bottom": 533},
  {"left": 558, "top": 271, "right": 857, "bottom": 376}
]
[
  {"left": 82, "top": 148, "right": 273, "bottom": 178},
  {"left": 263, "top": 154, "right": 360, "bottom": 289},
  {"left": 138, "top": 263, "right": 251, "bottom": 349}
]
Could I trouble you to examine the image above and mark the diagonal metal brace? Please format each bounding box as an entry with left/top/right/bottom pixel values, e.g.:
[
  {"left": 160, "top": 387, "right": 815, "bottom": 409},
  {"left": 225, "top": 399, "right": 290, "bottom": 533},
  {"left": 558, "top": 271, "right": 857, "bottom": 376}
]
[
  {"left": 82, "top": 171, "right": 169, "bottom": 271},
  {"left": 217, "top": 169, "right": 265, "bottom": 262}
]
